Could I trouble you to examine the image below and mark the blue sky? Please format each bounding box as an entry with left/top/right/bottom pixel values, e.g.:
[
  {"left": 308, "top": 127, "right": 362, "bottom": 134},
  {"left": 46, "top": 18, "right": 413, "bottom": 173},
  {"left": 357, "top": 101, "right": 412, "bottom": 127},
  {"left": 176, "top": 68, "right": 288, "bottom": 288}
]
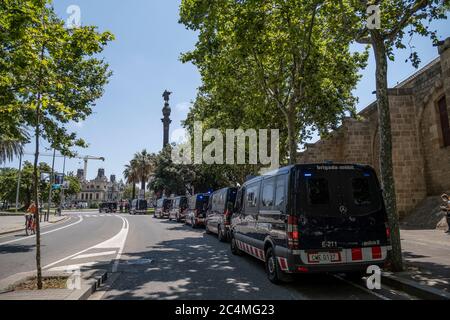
[{"left": 4, "top": 1, "right": 450, "bottom": 181}]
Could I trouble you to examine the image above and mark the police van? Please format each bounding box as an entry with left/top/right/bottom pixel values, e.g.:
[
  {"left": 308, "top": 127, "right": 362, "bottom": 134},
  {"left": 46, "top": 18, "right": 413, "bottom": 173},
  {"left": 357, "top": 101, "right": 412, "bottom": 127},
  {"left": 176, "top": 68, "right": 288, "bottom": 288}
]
[
  {"left": 230, "top": 164, "right": 391, "bottom": 284},
  {"left": 205, "top": 187, "right": 238, "bottom": 241}
]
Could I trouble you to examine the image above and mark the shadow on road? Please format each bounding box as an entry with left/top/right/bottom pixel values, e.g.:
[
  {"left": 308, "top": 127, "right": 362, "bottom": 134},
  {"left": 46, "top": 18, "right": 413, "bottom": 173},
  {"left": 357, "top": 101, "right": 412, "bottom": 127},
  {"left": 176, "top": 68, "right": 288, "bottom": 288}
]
[{"left": 0, "top": 243, "right": 36, "bottom": 254}]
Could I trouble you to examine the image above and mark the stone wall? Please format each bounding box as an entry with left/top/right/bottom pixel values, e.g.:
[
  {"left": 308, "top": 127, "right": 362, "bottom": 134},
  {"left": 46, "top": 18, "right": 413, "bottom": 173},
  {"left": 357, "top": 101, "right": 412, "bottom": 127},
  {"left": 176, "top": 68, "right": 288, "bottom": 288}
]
[{"left": 297, "top": 38, "right": 450, "bottom": 218}]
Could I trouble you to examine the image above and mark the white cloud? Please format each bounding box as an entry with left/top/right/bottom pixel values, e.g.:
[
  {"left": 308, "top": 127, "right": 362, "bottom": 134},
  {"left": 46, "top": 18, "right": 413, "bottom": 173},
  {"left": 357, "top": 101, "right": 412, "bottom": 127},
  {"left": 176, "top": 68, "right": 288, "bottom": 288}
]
[
  {"left": 170, "top": 128, "right": 190, "bottom": 144},
  {"left": 74, "top": 121, "right": 84, "bottom": 128},
  {"left": 175, "top": 102, "right": 192, "bottom": 112}
]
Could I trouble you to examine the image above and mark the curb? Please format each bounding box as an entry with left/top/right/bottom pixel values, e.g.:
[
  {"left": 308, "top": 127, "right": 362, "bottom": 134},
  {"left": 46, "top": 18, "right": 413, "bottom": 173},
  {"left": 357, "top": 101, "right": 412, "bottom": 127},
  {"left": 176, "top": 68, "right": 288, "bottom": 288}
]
[
  {"left": 382, "top": 272, "right": 450, "bottom": 300},
  {"left": 0, "top": 270, "right": 108, "bottom": 300},
  {"left": 0, "top": 216, "right": 69, "bottom": 236},
  {"left": 66, "top": 270, "right": 108, "bottom": 300}
]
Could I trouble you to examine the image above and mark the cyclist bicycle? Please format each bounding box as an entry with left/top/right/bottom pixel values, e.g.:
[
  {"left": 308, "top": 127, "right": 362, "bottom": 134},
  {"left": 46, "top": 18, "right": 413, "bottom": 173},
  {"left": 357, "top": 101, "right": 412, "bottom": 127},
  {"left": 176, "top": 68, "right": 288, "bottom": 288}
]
[{"left": 25, "top": 201, "right": 37, "bottom": 236}]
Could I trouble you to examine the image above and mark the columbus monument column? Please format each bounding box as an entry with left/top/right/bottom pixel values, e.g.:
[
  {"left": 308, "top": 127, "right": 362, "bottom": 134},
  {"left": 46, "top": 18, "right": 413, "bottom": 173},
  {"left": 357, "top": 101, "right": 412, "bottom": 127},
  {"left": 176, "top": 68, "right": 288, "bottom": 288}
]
[{"left": 161, "top": 90, "right": 172, "bottom": 148}]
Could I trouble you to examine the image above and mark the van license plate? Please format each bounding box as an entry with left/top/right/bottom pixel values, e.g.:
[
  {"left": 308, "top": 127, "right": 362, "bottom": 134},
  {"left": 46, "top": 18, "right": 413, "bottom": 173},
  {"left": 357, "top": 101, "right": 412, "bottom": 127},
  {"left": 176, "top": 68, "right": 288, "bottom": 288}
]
[{"left": 308, "top": 252, "right": 341, "bottom": 263}]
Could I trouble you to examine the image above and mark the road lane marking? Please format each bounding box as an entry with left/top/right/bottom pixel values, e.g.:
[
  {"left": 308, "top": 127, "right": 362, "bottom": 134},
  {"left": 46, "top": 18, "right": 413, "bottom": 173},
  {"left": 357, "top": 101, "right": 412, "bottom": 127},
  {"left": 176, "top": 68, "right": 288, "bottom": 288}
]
[
  {"left": 0, "top": 215, "right": 83, "bottom": 246},
  {"left": 48, "top": 262, "right": 98, "bottom": 271},
  {"left": 43, "top": 215, "right": 128, "bottom": 272},
  {"left": 71, "top": 251, "right": 117, "bottom": 260},
  {"left": 0, "top": 216, "right": 69, "bottom": 240},
  {"left": 112, "top": 216, "right": 128, "bottom": 272}
]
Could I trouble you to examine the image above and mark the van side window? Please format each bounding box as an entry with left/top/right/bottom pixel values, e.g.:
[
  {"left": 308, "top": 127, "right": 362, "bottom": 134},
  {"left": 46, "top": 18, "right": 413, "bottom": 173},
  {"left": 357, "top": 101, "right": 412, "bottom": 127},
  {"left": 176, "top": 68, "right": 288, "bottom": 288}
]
[
  {"left": 308, "top": 178, "right": 330, "bottom": 204},
  {"left": 275, "top": 175, "right": 287, "bottom": 209},
  {"left": 261, "top": 178, "right": 275, "bottom": 208},
  {"left": 352, "top": 178, "right": 372, "bottom": 205},
  {"left": 246, "top": 183, "right": 260, "bottom": 209}
]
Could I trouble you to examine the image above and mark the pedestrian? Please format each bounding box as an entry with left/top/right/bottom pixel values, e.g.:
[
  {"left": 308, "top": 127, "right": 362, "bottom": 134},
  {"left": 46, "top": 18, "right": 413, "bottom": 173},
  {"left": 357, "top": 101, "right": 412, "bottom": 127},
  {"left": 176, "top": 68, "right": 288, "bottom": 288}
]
[{"left": 441, "top": 193, "right": 450, "bottom": 234}]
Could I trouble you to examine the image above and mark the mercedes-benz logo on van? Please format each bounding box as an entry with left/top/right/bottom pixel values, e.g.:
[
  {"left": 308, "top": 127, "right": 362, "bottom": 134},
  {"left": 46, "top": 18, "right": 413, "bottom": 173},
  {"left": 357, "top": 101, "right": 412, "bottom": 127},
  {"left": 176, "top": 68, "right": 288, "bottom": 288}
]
[{"left": 339, "top": 205, "right": 348, "bottom": 215}]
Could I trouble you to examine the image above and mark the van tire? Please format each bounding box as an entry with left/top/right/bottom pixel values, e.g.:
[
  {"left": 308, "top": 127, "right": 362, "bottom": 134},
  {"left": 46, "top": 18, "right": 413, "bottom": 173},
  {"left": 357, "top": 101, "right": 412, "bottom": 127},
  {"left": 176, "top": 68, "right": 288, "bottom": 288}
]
[
  {"left": 218, "top": 225, "right": 226, "bottom": 242},
  {"left": 265, "top": 247, "right": 293, "bottom": 284},
  {"left": 205, "top": 223, "right": 212, "bottom": 234},
  {"left": 230, "top": 234, "right": 243, "bottom": 256}
]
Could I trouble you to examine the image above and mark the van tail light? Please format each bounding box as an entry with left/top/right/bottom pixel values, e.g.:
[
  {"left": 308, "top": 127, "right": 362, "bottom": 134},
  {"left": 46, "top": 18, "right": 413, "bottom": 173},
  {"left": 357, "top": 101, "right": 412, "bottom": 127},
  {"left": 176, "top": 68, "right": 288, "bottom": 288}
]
[
  {"left": 224, "top": 210, "right": 231, "bottom": 226},
  {"left": 287, "top": 216, "right": 300, "bottom": 249}
]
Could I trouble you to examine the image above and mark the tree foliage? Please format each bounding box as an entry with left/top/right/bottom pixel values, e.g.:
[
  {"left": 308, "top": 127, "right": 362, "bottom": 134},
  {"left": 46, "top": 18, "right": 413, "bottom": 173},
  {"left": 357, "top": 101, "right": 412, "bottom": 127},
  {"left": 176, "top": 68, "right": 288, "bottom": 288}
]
[
  {"left": 180, "top": 0, "right": 367, "bottom": 163},
  {"left": 0, "top": 0, "right": 114, "bottom": 289},
  {"left": 1, "top": 0, "right": 114, "bottom": 155},
  {"left": 345, "top": 0, "right": 449, "bottom": 272}
]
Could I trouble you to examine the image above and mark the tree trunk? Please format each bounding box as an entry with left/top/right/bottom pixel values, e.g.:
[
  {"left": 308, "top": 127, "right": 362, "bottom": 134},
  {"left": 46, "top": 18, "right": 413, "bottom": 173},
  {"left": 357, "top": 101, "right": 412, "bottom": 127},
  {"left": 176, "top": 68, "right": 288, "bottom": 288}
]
[
  {"left": 141, "top": 178, "right": 145, "bottom": 198},
  {"left": 371, "top": 32, "right": 403, "bottom": 272},
  {"left": 33, "top": 94, "right": 43, "bottom": 289},
  {"left": 132, "top": 183, "right": 136, "bottom": 200},
  {"left": 285, "top": 108, "right": 297, "bottom": 165}
]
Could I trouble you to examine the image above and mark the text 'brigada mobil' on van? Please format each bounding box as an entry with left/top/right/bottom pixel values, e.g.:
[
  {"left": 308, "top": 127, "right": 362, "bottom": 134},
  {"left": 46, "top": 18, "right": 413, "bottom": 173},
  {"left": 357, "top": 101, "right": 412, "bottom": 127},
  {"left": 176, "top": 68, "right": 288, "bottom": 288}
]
[{"left": 229, "top": 163, "right": 392, "bottom": 284}]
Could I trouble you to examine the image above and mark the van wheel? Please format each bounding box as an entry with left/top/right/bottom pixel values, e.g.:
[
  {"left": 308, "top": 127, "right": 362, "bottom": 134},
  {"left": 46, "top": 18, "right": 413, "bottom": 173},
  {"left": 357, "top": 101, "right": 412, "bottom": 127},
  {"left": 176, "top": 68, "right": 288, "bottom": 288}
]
[
  {"left": 218, "top": 225, "right": 226, "bottom": 242},
  {"left": 205, "top": 223, "right": 212, "bottom": 234},
  {"left": 230, "top": 234, "right": 243, "bottom": 256},
  {"left": 265, "top": 247, "right": 293, "bottom": 285}
]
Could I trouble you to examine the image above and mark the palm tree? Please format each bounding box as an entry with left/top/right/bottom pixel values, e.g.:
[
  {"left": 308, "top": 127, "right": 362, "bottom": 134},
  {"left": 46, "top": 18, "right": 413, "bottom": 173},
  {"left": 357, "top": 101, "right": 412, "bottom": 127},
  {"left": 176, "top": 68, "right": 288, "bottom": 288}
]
[
  {"left": 123, "top": 161, "right": 139, "bottom": 200},
  {"left": 0, "top": 127, "right": 29, "bottom": 164},
  {"left": 132, "top": 150, "right": 156, "bottom": 197}
]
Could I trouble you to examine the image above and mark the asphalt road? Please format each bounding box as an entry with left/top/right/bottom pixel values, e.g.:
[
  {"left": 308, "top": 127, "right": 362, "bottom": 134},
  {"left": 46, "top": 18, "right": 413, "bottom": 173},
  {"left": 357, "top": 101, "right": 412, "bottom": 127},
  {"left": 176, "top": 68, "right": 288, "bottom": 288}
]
[{"left": 0, "top": 212, "right": 414, "bottom": 300}]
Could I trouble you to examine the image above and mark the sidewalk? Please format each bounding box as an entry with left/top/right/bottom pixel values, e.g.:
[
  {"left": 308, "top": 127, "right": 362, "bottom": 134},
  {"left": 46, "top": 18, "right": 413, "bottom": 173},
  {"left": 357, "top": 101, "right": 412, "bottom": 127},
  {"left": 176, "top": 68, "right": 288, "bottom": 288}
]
[
  {"left": 0, "top": 214, "right": 68, "bottom": 235},
  {"left": 0, "top": 269, "right": 108, "bottom": 300},
  {"left": 391, "top": 229, "right": 450, "bottom": 295}
]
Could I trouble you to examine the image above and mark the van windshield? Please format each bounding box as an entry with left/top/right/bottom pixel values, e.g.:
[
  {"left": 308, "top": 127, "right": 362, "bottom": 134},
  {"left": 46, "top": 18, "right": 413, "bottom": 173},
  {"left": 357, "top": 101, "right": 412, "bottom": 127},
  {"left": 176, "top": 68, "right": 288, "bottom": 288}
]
[{"left": 298, "top": 165, "right": 382, "bottom": 216}]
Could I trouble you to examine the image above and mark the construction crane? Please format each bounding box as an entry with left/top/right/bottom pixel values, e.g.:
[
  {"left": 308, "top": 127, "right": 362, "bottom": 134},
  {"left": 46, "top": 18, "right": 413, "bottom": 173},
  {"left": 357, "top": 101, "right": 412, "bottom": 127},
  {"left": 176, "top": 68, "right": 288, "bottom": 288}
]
[
  {"left": 22, "top": 152, "right": 105, "bottom": 180},
  {"left": 81, "top": 156, "right": 105, "bottom": 180}
]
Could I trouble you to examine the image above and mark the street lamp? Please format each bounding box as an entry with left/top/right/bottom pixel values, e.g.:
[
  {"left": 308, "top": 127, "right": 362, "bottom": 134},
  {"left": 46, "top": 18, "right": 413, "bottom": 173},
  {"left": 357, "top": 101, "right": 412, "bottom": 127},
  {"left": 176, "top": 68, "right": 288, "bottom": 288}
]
[{"left": 45, "top": 147, "right": 56, "bottom": 222}]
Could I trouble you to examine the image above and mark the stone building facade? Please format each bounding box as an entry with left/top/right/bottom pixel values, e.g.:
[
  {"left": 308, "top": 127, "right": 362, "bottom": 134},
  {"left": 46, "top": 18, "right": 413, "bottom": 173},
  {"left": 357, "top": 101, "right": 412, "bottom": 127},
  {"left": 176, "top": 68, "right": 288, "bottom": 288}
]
[
  {"left": 75, "top": 168, "right": 124, "bottom": 205},
  {"left": 297, "top": 38, "right": 450, "bottom": 218}
]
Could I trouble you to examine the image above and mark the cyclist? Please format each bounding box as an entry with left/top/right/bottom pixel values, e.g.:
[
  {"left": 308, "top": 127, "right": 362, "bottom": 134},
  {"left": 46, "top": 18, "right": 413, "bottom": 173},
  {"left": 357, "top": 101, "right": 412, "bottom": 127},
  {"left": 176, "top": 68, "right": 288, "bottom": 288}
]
[{"left": 25, "top": 201, "right": 37, "bottom": 235}]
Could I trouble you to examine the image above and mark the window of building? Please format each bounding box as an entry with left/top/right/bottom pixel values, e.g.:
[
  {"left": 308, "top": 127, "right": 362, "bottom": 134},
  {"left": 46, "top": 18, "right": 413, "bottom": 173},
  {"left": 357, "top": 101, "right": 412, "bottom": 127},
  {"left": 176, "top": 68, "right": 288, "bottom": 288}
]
[{"left": 437, "top": 96, "right": 450, "bottom": 147}]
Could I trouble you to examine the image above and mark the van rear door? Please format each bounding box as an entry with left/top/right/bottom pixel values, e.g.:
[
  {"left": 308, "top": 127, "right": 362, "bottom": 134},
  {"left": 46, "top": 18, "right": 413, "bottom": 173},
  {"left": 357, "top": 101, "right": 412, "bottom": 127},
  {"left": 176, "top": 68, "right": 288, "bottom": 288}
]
[{"left": 297, "top": 165, "right": 388, "bottom": 250}]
